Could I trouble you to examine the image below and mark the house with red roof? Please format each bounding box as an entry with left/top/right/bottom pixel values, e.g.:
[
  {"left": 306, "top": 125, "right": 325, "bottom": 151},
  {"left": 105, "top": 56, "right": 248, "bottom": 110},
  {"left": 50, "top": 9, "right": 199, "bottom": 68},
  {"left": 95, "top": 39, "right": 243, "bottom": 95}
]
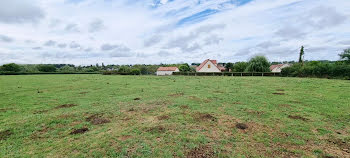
[
  {"left": 156, "top": 67, "right": 179, "bottom": 76},
  {"left": 196, "top": 59, "right": 226, "bottom": 72},
  {"left": 269, "top": 64, "right": 291, "bottom": 72}
]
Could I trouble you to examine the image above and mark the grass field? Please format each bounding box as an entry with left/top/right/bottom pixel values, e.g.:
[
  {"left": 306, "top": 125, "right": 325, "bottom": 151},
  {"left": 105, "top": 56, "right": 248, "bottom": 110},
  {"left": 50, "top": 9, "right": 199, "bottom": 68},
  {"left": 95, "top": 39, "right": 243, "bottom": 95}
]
[{"left": 0, "top": 75, "right": 350, "bottom": 157}]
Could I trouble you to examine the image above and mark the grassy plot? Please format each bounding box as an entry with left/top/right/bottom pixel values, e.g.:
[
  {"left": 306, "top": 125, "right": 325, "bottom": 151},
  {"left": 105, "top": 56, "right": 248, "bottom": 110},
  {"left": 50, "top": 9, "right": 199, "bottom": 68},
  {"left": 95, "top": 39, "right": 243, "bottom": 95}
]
[{"left": 0, "top": 75, "right": 350, "bottom": 157}]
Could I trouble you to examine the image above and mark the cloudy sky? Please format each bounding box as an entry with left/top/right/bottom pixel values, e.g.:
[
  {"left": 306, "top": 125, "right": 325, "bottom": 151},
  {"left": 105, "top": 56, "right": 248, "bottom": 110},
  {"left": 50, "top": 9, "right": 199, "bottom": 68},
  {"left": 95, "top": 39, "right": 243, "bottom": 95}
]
[{"left": 0, "top": 0, "right": 349, "bottom": 65}]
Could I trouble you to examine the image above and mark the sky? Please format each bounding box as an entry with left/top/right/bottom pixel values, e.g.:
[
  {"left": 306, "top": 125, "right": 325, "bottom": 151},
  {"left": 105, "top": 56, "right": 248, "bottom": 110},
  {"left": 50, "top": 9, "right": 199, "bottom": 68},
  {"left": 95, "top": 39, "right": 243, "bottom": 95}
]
[{"left": 0, "top": 0, "right": 349, "bottom": 65}]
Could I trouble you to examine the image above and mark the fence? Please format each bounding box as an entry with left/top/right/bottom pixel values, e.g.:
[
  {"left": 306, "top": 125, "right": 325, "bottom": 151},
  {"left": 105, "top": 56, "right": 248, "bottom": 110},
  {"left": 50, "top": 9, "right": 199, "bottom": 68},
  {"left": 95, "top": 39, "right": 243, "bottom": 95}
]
[{"left": 173, "top": 72, "right": 281, "bottom": 77}]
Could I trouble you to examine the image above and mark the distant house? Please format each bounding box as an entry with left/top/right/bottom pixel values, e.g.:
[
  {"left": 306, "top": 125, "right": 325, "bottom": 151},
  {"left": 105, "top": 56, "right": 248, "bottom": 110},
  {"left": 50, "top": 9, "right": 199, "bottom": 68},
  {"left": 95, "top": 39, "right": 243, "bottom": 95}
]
[
  {"left": 270, "top": 64, "right": 291, "bottom": 72},
  {"left": 156, "top": 67, "right": 179, "bottom": 76},
  {"left": 196, "top": 59, "right": 226, "bottom": 72}
]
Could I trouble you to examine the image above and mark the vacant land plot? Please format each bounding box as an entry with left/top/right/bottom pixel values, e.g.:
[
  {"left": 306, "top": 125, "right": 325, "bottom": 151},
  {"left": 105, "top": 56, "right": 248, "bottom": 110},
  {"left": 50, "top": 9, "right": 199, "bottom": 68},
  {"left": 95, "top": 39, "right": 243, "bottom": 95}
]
[{"left": 0, "top": 75, "right": 349, "bottom": 157}]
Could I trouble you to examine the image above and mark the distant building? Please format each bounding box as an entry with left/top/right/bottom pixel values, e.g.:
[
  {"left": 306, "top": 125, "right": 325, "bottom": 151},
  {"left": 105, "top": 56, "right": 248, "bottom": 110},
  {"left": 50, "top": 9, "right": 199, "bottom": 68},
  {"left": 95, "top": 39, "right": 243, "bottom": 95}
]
[
  {"left": 270, "top": 64, "right": 291, "bottom": 72},
  {"left": 156, "top": 67, "right": 179, "bottom": 76},
  {"left": 196, "top": 59, "right": 226, "bottom": 72}
]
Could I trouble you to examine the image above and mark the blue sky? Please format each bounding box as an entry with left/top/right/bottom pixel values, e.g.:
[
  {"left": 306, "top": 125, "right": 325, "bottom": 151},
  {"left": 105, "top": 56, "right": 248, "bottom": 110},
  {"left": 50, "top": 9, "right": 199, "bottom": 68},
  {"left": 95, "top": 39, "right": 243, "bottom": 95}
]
[{"left": 0, "top": 0, "right": 349, "bottom": 65}]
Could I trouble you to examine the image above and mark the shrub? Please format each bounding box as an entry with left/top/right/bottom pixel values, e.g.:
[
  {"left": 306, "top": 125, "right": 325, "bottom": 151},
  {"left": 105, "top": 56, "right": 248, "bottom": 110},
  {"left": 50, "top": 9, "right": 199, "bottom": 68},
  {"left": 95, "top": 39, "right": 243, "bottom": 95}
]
[
  {"left": 232, "top": 62, "right": 248, "bottom": 72},
  {"left": 179, "top": 64, "right": 191, "bottom": 72},
  {"left": 131, "top": 69, "right": 141, "bottom": 75},
  {"left": 37, "top": 65, "right": 57, "bottom": 72}
]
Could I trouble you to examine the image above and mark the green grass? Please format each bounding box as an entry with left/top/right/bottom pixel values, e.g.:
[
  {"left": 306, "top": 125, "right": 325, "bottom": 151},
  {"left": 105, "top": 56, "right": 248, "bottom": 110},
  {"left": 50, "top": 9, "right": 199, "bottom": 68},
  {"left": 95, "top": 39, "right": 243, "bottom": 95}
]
[{"left": 0, "top": 75, "right": 349, "bottom": 157}]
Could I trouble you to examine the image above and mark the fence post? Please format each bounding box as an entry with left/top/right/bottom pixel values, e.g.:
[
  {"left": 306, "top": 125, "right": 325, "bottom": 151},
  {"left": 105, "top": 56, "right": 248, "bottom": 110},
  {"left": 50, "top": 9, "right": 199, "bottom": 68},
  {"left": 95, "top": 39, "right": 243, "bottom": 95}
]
[{"left": 241, "top": 73, "right": 243, "bottom": 77}]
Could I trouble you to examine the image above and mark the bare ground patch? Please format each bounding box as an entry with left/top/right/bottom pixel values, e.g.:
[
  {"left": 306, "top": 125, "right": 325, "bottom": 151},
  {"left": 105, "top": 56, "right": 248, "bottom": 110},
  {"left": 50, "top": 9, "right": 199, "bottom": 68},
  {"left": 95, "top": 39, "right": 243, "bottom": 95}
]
[
  {"left": 55, "top": 104, "right": 78, "bottom": 109},
  {"left": 0, "top": 129, "right": 13, "bottom": 140},
  {"left": 186, "top": 145, "right": 215, "bottom": 158},
  {"left": 236, "top": 123, "right": 248, "bottom": 130},
  {"left": 70, "top": 128, "right": 89, "bottom": 135},
  {"left": 272, "top": 93, "right": 285, "bottom": 95},
  {"left": 157, "top": 115, "right": 170, "bottom": 120},
  {"left": 133, "top": 98, "right": 141, "bottom": 101},
  {"left": 33, "top": 109, "right": 49, "bottom": 114},
  {"left": 168, "top": 92, "right": 184, "bottom": 97},
  {"left": 288, "top": 115, "right": 309, "bottom": 121},
  {"left": 86, "top": 114, "right": 111, "bottom": 125},
  {"left": 118, "top": 135, "right": 133, "bottom": 141},
  {"left": 328, "top": 139, "right": 350, "bottom": 154},
  {"left": 194, "top": 113, "right": 217, "bottom": 122},
  {"left": 146, "top": 125, "right": 166, "bottom": 134}
]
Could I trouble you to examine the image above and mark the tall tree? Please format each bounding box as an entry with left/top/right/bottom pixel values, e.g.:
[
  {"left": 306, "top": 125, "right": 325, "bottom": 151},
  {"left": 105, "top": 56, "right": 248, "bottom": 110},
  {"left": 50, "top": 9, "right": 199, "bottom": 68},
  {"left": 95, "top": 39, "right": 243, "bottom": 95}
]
[
  {"left": 299, "top": 46, "right": 305, "bottom": 65},
  {"left": 246, "top": 56, "right": 271, "bottom": 72},
  {"left": 339, "top": 48, "right": 350, "bottom": 64}
]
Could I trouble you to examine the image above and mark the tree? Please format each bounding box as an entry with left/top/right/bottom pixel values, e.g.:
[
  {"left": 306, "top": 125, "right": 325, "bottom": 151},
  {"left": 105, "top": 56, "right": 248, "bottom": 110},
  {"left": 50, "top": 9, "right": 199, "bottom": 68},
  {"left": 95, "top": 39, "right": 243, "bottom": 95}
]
[
  {"left": 179, "top": 64, "right": 191, "bottom": 72},
  {"left": 339, "top": 48, "right": 350, "bottom": 64},
  {"left": 1, "top": 63, "right": 21, "bottom": 72},
  {"left": 299, "top": 46, "right": 305, "bottom": 65},
  {"left": 131, "top": 69, "right": 141, "bottom": 75},
  {"left": 118, "top": 66, "right": 131, "bottom": 73},
  {"left": 37, "top": 65, "right": 57, "bottom": 72},
  {"left": 225, "top": 62, "right": 234, "bottom": 72},
  {"left": 246, "top": 56, "right": 271, "bottom": 72},
  {"left": 232, "top": 62, "right": 248, "bottom": 72}
]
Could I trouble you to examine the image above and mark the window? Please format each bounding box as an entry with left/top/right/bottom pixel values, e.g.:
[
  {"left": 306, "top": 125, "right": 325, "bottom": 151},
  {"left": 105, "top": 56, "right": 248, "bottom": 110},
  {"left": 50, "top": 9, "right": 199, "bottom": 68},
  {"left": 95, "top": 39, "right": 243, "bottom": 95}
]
[{"left": 208, "top": 64, "right": 211, "bottom": 68}]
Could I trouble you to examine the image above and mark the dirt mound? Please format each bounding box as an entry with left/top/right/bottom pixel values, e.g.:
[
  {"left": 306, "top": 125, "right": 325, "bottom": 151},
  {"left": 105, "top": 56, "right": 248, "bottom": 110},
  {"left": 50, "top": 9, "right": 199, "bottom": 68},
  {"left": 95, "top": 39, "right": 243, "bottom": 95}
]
[
  {"left": 236, "top": 123, "right": 248, "bottom": 130},
  {"left": 0, "top": 130, "right": 13, "bottom": 140},
  {"left": 186, "top": 145, "right": 215, "bottom": 158},
  {"left": 328, "top": 139, "right": 350, "bottom": 153},
  {"left": 168, "top": 92, "right": 184, "bottom": 97},
  {"left": 55, "top": 104, "right": 77, "bottom": 109},
  {"left": 194, "top": 113, "right": 217, "bottom": 122},
  {"left": 288, "top": 115, "right": 308, "bottom": 121},
  {"left": 134, "top": 98, "right": 141, "bottom": 101},
  {"left": 157, "top": 115, "right": 170, "bottom": 120},
  {"left": 86, "top": 114, "right": 110, "bottom": 125},
  {"left": 146, "top": 126, "right": 166, "bottom": 134},
  {"left": 272, "top": 93, "right": 285, "bottom": 95},
  {"left": 70, "top": 128, "right": 89, "bottom": 135}
]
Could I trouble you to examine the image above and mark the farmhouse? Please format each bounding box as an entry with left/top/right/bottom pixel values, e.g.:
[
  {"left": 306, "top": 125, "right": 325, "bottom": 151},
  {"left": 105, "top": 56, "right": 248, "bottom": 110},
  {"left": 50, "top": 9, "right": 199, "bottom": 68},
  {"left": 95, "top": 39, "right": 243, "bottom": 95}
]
[
  {"left": 196, "top": 59, "right": 226, "bottom": 72},
  {"left": 156, "top": 67, "right": 179, "bottom": 76},
  {"left": 270, "top": 64, "right": 291, "bottom": 72}
]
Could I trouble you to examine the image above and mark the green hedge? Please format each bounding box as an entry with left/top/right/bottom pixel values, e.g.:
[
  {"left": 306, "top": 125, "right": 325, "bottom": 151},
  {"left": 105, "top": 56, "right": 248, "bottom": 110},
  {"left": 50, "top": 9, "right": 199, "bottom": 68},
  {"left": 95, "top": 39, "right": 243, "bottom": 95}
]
[
  {"left": 0, "top": 72, "right": 100, "bottom": 75},
  {"left": 172, "top": 72, "right": 280, "bottom": 76}
]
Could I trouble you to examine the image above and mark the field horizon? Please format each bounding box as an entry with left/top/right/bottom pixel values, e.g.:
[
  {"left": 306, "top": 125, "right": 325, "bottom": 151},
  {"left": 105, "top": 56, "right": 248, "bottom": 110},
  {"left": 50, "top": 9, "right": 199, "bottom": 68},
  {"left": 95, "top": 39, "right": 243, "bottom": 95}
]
[{"left": 1, "top": 75, "right": 349, "bottom": 157}]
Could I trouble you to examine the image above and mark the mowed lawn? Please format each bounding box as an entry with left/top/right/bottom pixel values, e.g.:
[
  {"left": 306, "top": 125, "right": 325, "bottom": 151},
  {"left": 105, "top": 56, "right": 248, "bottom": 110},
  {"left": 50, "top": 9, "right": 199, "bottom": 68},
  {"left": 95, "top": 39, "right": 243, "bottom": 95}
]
[{"left": 0, "top": 75, "right": 350, "bottom": 157}]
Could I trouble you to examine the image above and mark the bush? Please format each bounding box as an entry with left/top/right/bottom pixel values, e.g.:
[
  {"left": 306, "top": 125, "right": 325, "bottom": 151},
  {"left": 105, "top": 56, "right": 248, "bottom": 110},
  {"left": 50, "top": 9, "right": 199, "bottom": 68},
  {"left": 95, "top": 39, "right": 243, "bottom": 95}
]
[
  {"left": 246, "top": 56, "right": 270, "bottom": 72},
  {"left": 232, "top": 62, "right": 248, "bottom": 72},
  {"left": 1, "top": 63, "right": 21, "bottom": 72},
  {"left": 179, "top": 64, "right": 190, "bottom": 72},
  {"left": 37, "top": 65, "right": 57, "bottom": 72},
  {"left": 131, "top": 69, "right": 141, "bottom": 75}
]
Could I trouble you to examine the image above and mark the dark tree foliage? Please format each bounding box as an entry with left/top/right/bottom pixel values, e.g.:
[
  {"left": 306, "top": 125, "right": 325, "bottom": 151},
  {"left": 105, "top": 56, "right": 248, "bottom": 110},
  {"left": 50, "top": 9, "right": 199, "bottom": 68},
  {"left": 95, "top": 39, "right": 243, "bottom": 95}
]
[
  {"left": 1, "top": 63, "right": 21, "bottom": 72},
  {"left": 225, "top": 62, "right": 234, "bottom": 71},
  {"left": 130, "top": 69, "right": 141, "bottom": 75},
  {"left": 179, "top": 64, "right": 191, "bottom": 72},
  {"left": 299, "top": 46, "right": 305, "bottom": 65},
  {"left": 339, "top": 48, "right": 350, "bottom": 63},
  {"left": 232, "top": 62, "right": 248, "bottom": 72},
  {"left": 37, "top": 65, "right": 57, "bottom": 72},
  {"left": 246, "top": 56, "right": 271, "bottom": 72}
]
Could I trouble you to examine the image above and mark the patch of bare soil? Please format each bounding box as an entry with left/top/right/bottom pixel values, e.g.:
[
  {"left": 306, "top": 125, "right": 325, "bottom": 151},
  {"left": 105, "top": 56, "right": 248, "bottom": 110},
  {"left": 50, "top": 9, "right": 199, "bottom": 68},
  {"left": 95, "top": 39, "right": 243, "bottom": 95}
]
[
  {"left": 180, "top": 105, "right": 189, "bottom": 109},
  {"left": 79, "top": 91, "right": 88, "bottom": 94},
  {"left": 288, "top": 115, "right": 309, "bottom": 121},
  {"left": 276, "top": 89, "right": 285, "bottom": 91},
  {"left": 86, "top": 114, "right": 110, "bottom": 125},
  {"left": 146, "top": 126, "right": 166, "bottom": 134},
  {"left": 168, "top": 92, "right": 184, "bottom": 97},
  {"left": 246, "top": 109, "right": 264, "bottom": 116},
  {"left": 194, "top": 113, "right": 217, "bottom": 122},
  {"left": 189, "top": 96, "right": 201, "bottom": 102},
  {"left": 328, "top": 139, "right": 350, "bottom": 153},
  {"left": 70, "top": 128, "right": 89, "bottom": 135},
  {"left": 133, "top": 98, "right": 141, "bottom": 100},
  {"left": 118, "top": 135, "right": 132, "bottom": 141},
  {"left": 33, "top": 109, "right": 49, "bottom": 114},
  {"left": 0, "top": 130, "right": 13, "bottom": 140},
  {"left": 236, "top": 123, "right": 248, "bottom": 130},
  {"left": 157, "top": 115, "right": 170, "bottom": 120},
  {"left": 186, "top": 145, "right": 215, "bottom": 158},
  {"left": 55, "top": 104, "right": 77, "bottom": 109},
  {"left": 272, "top": 93, "right": 285, "bottom": 95},
  {"left": 0, "top": 108, "right": 13, "bottom": 112}
]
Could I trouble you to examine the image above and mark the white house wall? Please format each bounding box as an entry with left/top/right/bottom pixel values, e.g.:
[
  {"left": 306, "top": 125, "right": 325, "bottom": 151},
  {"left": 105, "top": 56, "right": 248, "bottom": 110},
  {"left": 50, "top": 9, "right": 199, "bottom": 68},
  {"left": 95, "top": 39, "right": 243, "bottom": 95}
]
[{"left": 197, "top": 61, "right": 221, "bottom": 72}]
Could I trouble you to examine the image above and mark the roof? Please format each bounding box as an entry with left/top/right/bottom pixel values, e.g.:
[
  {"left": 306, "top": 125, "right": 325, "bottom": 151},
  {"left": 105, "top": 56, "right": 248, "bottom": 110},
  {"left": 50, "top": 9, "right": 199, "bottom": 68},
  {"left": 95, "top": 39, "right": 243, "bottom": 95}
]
[
  {"left": 157, "top": 67, "right": 178, "bottom": 71},
  {"left": 269, "top": 64, "right": 285, "bottom": 71},
  {"left": 196, "top": 59, "right": 224, "bottom": 71}
]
